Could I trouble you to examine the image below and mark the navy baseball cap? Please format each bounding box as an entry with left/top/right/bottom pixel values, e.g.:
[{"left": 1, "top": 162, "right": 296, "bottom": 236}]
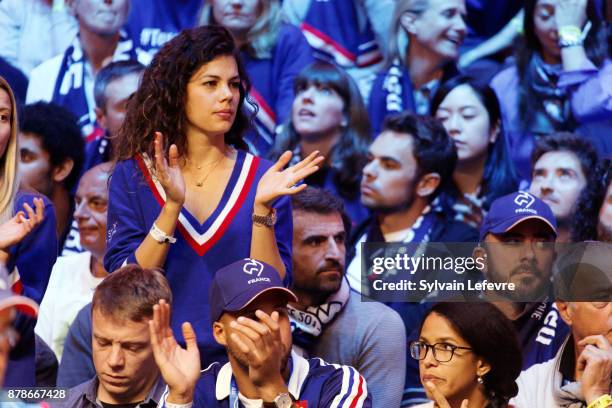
[
  {"left": 479, "top": 191, "right": 557, "bottom": 241},
  {"left": 209, "top": 259, "right": 297, "bottom": 322},
  {"left": 0, "top": 265, "right": 38, "bottom": 317}
]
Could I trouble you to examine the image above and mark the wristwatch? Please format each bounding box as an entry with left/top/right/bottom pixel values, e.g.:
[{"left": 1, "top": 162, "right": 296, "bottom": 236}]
[
  {"left": 262, "top": 392, "right": 293, "bottom": 408},
  {"left": 252, "top": 208, "right": 277, "bottom": 227}
]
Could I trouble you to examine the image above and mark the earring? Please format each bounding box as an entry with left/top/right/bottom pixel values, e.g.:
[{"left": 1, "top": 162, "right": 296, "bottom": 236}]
[{"left": 477, "top": 376, "right": 484, "bottom": 384}]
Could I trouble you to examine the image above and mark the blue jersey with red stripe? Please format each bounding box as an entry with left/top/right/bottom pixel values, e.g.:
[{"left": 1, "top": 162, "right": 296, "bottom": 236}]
[
  {"left": 242, "top": 24, "right": 314, "bottom": 156},
  {"left": 104, "top": 150, "right": 293, "bottom": 368},
  {"left": 300, "top": 0, "right": 382, "bottom": 68},
  {"left": 163, "top": 351, "right": 372, "bottom": 408}
]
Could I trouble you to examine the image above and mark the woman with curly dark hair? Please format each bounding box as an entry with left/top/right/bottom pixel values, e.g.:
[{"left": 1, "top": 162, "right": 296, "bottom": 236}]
[
  {"left": 490, "top": 0, "right": 610, "bottom": 181},
  {"left": 270, "top": 61, "right": 371, "bottom": 225},
  {"left": 104, "top": 25, "right": 322, "bottom": 367},
  {"left": 571, "top": 158, "right": 612, "bottom": 242},
  {"left": 411, "top": 302, "right": 522, "bottom": 408}
]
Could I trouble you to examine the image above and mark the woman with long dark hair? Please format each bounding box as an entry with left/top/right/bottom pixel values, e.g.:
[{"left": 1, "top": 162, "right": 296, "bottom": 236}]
[
  {"left": 270, "top": 61, "right": 371, "bottom": 225},
  {"left": 490, "top": 0, "right": 610, "bottom": 181},
  {"left": 367, "top": 0, "right": 467, "bottom": 135},
  {"left": 104, "top": 26, "right": 322, "bottom": 367},
  {"left": 411, "top": 302, "right": 522, "bottom": 408},
  {"left": 431, "top": 75, "right": 518, "bottom": 229}
]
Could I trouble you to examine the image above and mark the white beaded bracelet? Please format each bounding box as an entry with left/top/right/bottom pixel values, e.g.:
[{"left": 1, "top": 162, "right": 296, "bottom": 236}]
[{"left": 149, "top": 222, "right": 177, "bottom": 244}]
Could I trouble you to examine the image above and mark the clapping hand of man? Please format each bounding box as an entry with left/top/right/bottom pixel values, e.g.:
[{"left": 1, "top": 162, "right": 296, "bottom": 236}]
[
  {"left": 577, "top": 335, "right": 612, "bottom": 405},
  {"left": 149, "top": 299, "right": 201, "bottom": 404},
  {"left": 230, "top": 310, "right": 293, "bottom": 403}
]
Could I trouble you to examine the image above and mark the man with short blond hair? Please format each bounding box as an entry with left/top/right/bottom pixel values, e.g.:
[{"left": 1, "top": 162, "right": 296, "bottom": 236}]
[{"left": 62, "top": 265, "right": 171, "bottom": 408}]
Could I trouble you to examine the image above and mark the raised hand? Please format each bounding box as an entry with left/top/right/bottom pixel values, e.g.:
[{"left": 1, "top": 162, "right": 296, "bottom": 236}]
[
  {"left": 555, "top": 0, "right": 587, "bottom": 29},
  {"left": 148, "top": 299, "right": 200, "bottom": 404},
  {"left": 229, "top": 310, "right": 290, "bottom": 399},
  {"left": 254, "top": 150, "right": 324, "bottom": 209},
  {"left": 0, "top": 197, "right": 45, "bottom": 250},
  {"left": 577, "top": 335, "right": 612, "bottom": 404},
  {"left": 425, "top": 381, "right": 469, "bottom": 408},
  {"left": 153, "top": 132, "right": 186, "bottom": 206}
]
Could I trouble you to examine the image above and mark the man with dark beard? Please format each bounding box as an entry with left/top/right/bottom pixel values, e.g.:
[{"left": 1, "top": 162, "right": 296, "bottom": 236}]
[
  {"left": 344, "top": 113, "right": 477, "bottom": 406},
  {"left": 346, "top": 113, "right": 478, "bottom": 294},
  {"left": 149, "top": 259, "right": 372, "bottom": 408},
  {"left": 289, "top": 187, "right": 405, "bottom": 408},
  {"left": 476, "top": 190, "right": 570, "bottom": 370}
]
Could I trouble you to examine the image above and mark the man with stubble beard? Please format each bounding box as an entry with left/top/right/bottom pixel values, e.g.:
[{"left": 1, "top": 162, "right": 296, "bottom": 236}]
[
  {"left": 346, "top": 113, "right": 478, "bottom": 298},
  {"left": 344, "top": 113, "right": 478, "bottom": 406},
  {"left": 288, "top": 187, "right": 406, "bottom": 408},
  {"left": 475, "top": 190, "right": 571, "bottom": 371}
]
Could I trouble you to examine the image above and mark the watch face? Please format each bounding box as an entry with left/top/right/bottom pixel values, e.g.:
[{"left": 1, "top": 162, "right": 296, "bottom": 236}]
[{"left": 275, "top": 393, "right": 293, "bottom": 408}]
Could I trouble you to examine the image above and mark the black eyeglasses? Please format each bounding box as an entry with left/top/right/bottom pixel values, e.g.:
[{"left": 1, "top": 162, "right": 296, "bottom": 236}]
[{"left": 409, "top": 340, "right": 473, "bottom": 363}]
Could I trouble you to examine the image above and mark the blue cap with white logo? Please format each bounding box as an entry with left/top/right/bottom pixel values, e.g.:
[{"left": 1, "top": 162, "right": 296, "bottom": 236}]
[
  {"left": 479, "top": 191, "right": 558, "bottom": 241},
  {"left": 209, "top": 258, "right": 297, "bottom": 322}
]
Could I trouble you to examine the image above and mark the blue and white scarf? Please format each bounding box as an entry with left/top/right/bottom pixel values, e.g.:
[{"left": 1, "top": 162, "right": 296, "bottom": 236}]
[
  {"left": 288, "top": 277, "right": 351, "bottom": 351},
  {"left": 368, "top": 58, "right": 416, "bottom": 135},
  {"left": 52, "top": 32, "right": 140, "bottom": 141},
  {"left": 244, "top": 88, "right": 276, "bottom": 156},
  {"left": 368, "top": 59, "right": 458, "bottom": 135}
]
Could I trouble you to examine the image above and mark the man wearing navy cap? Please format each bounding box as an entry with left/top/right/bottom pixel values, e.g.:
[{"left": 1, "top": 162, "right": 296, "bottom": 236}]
[
  {"left": 149, "top": 258, "right": 372, "bottom": 408},
  {"left": 478, "top": 190, "right": 558, "bottom": 302},
  {"left": 475, "top": 191, "right": 570, "bottom": 371}
]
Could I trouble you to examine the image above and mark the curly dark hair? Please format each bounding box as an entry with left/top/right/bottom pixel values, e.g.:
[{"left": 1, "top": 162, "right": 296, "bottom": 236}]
[
  {"left": 420, "top": 303, "right": 522, "bottom": 408},
  {"left": 21, "top": 102, "right": 84, "bottom": 192},
  {"left": 269, "top": 62, "right": 370, "bottom": 200},
  {"left": 531, "top": 132, "right": 598, "bottom": 178},
  {"left": 571, "top": 158, "right": 612, "bottom": 241},
  {"left": 115, "top": 25, "right": 253, "bottom": 161}
]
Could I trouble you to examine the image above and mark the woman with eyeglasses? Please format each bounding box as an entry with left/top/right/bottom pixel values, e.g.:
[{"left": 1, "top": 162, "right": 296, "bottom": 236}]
[{"left": 410, "top": 302, "right": 522, "bottom": 408}]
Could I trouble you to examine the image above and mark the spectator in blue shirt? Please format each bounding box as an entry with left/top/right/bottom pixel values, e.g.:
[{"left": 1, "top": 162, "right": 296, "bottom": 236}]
[{"left": 149, "top": 258, "right": 372, "bottom": 407}]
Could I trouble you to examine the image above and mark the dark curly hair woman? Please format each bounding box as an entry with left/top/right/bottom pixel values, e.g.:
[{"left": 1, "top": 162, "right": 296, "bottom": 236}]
[
  {"left": 104, "top": 25, "right": 322, "bottom": 368},
  {"left": 571, "top": 158, "right": 612, "bottom": 242},
  {"left": 410, "top": 302, "right": 522, "bottom": 408}
]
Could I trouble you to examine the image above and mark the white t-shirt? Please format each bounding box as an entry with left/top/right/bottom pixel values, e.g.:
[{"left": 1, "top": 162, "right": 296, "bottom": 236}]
[{"left": 35, "top": 251, "right": 105, "bottom": 361}]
